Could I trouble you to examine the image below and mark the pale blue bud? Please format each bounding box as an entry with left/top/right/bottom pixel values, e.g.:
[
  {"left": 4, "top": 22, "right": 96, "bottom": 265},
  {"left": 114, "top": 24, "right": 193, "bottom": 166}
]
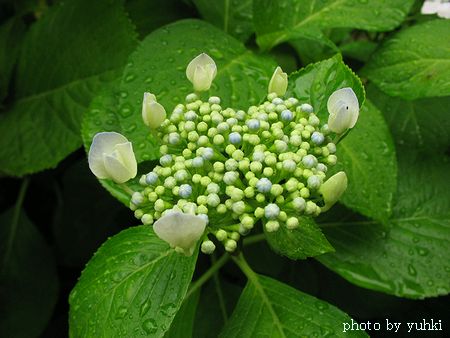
[
  {"left": 247, "top": 119, "right": 260, "bottom": 130},
  {"left": 311, "top": 132, "right": 325, "bottom": 145},
  {"left": 272, "top": 98, "right": 283, "bottom": 105},
  {"left": 192, "top": 157, "right": 204, "bottom": 168},
  {"left": 229, "top": 132, "right": 242, "bottom": 144},
  {"left": 206, "top": 182, "right": 220, "bottom": 194},
  {"left": 302, "top": 154, "right": 317, "bottom": 168},
  {"left": 179, "top": 184, "right": 192, "bottom": 198},
  {"left": 264, "top": 203, "right": 280, "bottom": 219},
  {"left": 168, "top": 132, "right": 181, "bottom": 145},
  {"left": 131, "top": 192, "right": 144, "bottom": 205},
  {"left": 160, "top": 154, "right": 173, "bottom": 167},
  {"left": 307, "top": 175, "right": 321, "bottom": 189},
  {"left": 281, "top": 109, "right": 293, "bottom": 121},
  {"left": 202, "top": 147, "right": 214, "bottom": 160},
  {"left": 145, "top": 172, "right": 158, "bottom": 185},
  {"left": 208, "top": 96, "right": 221, "bottom": 104},
  {"left": 256, "top": 178, "right": 272, "bottom": 193},
  {"left": 252, "top": 151, "right": 265, "bottom": 162},
  {"left": 174, "top": 169, "right": 188, "bottom": 182},
  {"left": 300, "top": 103, "right": 313, "bottom": 113},
  {"left": 185, "top": 111, "right": 198, "bottom": 121}
]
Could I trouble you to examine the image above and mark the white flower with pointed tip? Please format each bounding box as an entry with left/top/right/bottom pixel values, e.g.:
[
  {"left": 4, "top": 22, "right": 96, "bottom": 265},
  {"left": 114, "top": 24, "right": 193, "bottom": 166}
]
[
  {"left": 268, "top": 66, "right": 288, "bottom": 96},
  {"left": 153, "top": 210, "right": 207, "bottom": 256},
  {"left": 88, "top": 132, "right": 137, "bottom": 183},
  {"left": 421, "top": 1, "right": 450, "bottom": 19},
  {"left": 319, "top": 171, "right": 348, "bottom": 212},
  {"left": 142, "top": 92, "right": 166, "bottom": 129},
  {"left": 327, "top": 87, "right": 359, "bottom": 134},
  {"left": 186, "top": 53, "right": 217, "bottom": 91}
]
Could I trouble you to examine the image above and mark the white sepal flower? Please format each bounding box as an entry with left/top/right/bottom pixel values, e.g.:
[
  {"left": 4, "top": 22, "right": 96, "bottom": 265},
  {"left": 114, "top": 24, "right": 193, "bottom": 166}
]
[
  {"left": 319, "top": 171, "right": 348, "bottom": 212},
  {"left": 421, "top": 1, "right": 450, "bottom": 19},
  {"left": 153, "top": 210, "right": 207, "bottom": 256},
  {"left": 186, "top": 53, "right": 217, "bottom": 91},
  {"left": 142, "top": 92, "right": 166, "bottom": 129},
  {"left": 88, "top": 132, "right": 137, "bottom": 183},
  {"left": 268, "top": 66, "right": 288, "bottom": 96},
  {"left": 327, "top": 87, "right": 359, "bottom": 134}
]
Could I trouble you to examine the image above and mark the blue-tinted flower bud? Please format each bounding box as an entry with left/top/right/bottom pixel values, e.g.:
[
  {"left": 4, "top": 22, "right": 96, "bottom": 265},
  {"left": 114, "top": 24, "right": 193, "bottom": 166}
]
[
  {"left": 179, "top": 184, "right": 192, "bottom": 198},
  {"left": 264, "top": 203, "right": 280, "bottom": 219}
]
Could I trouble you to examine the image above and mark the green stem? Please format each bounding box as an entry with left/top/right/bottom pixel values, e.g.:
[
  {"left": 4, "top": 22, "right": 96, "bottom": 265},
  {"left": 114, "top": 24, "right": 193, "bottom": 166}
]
[
  {"left": 332, "top": 129, "right": 350, "bottom": 145},
  {"left": 2, "top": 178, "right": 30, "bottom": 274},
  {"left": 185, "top": 253, "right": 229, "bottom": 299},
  {"left": 119, "top": 183, "right": 135, "bottom": 196},
  {"left": 211, "top": 254, "right": 228, "bottom": 323}
]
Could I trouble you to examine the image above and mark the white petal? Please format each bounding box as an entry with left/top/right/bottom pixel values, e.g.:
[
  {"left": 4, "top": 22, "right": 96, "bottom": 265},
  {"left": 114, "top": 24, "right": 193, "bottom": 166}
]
[
  {"left": 88, "top": 132, "right": 128, "bottom": 179},
  {"left": 186, "top": 53, "right": 216, "bottom": 82},
  {"left": 153, "top": 211, "right": 207, "bottom": 256},
  {"left": 421, "top": 1, "right": 440, "bottom": 14},
  {"left": 192, "top": 65, "right": 211, "bottom": 91},
  {"left": 319, "top": 171, "right": 348, "bottom": 211},
  {"left": 268, "top": 66, "right": 288, "bottom": 96},
  {"left": 115, "top": 142, "right": 137, "bottom": 179},
  {"left": 327, "top": 87, "right": 359, "bottom": 133},
  {"left": 142, "top": 101, "right": 166, "bottom": 129},
  {"left": 103, "top": 152, "right": 135, "bottom": 183},
  {"left": 437, "top": 3, "right": 450, "bottom": 18}
]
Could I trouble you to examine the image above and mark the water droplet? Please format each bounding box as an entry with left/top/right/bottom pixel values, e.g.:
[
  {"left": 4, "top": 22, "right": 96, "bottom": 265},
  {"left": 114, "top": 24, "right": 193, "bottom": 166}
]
[
  {"left": 139, "top": 142, "right": 146, "bottom": 149},
  {"left": 161, "top": 40, "right": 168, "bottom": 46},
  {"left": 126, "top": 124, "right": 137, "bottom": 133},
  {"left": 119, "top": 105, "right": 133, "bottom": 118},
  {"left": 139, "top": 298, "right": 152, "bottom": 317},
  {"left": 125, "top": 74, "right": 136, "bottom": 83},
  {"left": 416, "top": 247, "right": 429, "bottom": 256},
  {"left": 119, "top": 91, "right": 128, "bottom": 98},
  {"left": 145, "top": 77, "right": 153, "bottom": 84},
  {"left": 142, "top": 319, "right": 157, "bottom": 334},
  {"left": 115, "top": 306, "right": 128, "bottom": 319},
  {"left": 407, "top": 264, "right": 417, "bottom": 276}
]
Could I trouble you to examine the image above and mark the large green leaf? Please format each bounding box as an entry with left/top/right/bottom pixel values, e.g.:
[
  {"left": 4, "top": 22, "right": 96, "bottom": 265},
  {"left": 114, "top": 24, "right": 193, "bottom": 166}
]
[
  {"left": 82, "top": 19, "right": 276, "bottom": 201},
  {"left": 220, "top": 273, "right": 367, "bottom": 337},
  {"left": 193, "top": 0, "right": 254, "bottom": 42},
  {"left": 264, "top": 216, "right": 334, "bottom": 260},
  {"left": 288, "top": 56, "right": 396, "bottom": 221},
  {"left": 165, "top": 289, "right": 200, "bottom": 338},
  {"left": 0, "top": 208, "right": 59, "bottom": 338},
  {"left": 69, "top": 226, "right": 198, "bottom": 337},
  {"left": 287, "top": 54, "right": 365, "bottom": 122},
  {"left": 0, "top": 16, "right": 25, "bottom": 102},
  {"left": 363, "top": 19, "right": 450, "bottom": 99},
  {"left": 253, "top": 0, "right": 414, "bottom": 50},
  {"left": 334, "top": 100, "right": 397, "bottom": 222},
  {"left": 0, "top": 0, "right": 137, "bottom": 176},
  {"left": 318, "top": 153, "right": 450, "bottom": 298},
  {"left": 368, "top": 85, "right": 450, "bottom": 153}
]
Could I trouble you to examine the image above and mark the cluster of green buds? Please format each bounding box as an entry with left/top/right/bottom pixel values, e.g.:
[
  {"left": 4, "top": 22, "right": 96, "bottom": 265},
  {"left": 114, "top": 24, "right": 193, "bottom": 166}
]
[{"left": 88, "top": 53, "right": 359, "bottom": 256}]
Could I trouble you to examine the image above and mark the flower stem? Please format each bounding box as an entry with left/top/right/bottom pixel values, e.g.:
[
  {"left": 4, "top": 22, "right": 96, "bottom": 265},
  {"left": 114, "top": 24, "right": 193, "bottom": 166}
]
[
  {"left": 119, "top": 183, "right": 135, "bottom": 196},
  {"left": 185, "top": 253, "right": 229, "bottom": 299},
  {"left": 211, "top": 253, "right": 228, "bottom": 323},
  {"left": 332, "top": 129, "right": 350, "bottom": 145},
  {"left": 243, "top": 233, "right": 265, "bottom": 246}
]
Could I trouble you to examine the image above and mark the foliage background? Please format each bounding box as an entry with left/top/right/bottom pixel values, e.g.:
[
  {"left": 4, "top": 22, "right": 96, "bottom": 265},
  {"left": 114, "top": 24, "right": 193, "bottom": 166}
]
[{"left": 0, "top": 0, "right": 449, "bottom": 337}]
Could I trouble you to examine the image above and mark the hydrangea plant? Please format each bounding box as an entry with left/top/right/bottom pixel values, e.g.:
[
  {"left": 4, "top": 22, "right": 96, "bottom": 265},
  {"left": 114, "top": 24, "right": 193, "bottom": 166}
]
[{"left": 88, "top": 54, "right": 358, "bottom": 257}]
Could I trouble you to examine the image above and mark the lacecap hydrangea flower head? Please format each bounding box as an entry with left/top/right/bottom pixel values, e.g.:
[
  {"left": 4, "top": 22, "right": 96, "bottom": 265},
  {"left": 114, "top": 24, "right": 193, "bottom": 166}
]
[{"left": 88, "top": 53, "right": 359, "bottom": 256}]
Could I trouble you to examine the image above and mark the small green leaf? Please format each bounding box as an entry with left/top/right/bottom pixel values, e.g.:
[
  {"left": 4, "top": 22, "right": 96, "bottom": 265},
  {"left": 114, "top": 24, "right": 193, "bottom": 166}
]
[
  {"left": 0, "top": 16, "right": 26, "bottom": 102},
  {"left": 193, "top": 0, "right": 254, "bottom": 42},
  {"left": 334, "top": 100, "right": 397, "bottom": 222},
  {"left": 253, "top": 0, "right": 414, "bottom": 50},
  {"left": 363, "top": 19, "right": 450, "bottom": 99},
  {"left": 368, "top": 85, "right": 450, "bottom": 153},
  {"left": 69, "top": 226, "right": 198, "bottom": 337},
  {"left": 220, "top": 273, "right": 367, "bottom": 337},
  {"left": 0, "top": 0, "right": 138, "bottom": 176},
  {"left": 165, "top": 289, "right": 200, "bottom": 338},
  {"left": 340, "top": 40, "right": 377, "bottom": 63},
  {"left": 318, "top": 153, "right": 450, "bottom": 298},
  {"left": 264, "top": 217, "right": 334, "bottom": 260},
  {"left": 289, "top": 29, "right": 339, "bottom": 65},
  {"left": 0, "top": 208, "right": 59, "bottom": 338},
  {"left": 287, "top": 54, "right": 365, "bottom": 122}
]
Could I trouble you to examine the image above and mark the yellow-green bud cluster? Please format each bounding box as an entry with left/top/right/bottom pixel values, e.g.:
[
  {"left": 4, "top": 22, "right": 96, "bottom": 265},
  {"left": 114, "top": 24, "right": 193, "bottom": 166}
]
[{"left": 132, "top": 92, "right": 339, "bottom": 254}]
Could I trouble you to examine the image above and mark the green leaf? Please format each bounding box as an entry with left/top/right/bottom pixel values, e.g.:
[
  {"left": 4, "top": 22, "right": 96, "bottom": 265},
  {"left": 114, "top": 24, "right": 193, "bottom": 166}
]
[
  {"left": 193, "top": 0, "right": 254, "bottom": 42},
  {"left": 220, "top": 273, "right": 367, "bottom": 337},
  {"left": 288, "top": 29, "right": 339, "bottom": 65},
  {"left": 0, "top": 0, "right": 138, "bottom": 176},
  {"left": 363, "top": 19, "right": 450, "bottom": 99},
  {"left": 287, "top": 54, "right": 365, "bottom": 123},
  {"left": 82, "top": 19, "right": 276, "bottom": 199},
  {"left": 0, "top": 208, "right": 59, "bottom": 338},
  {"left": 126, "top": 0, "right": 195, "bottom": 38},
  {"left": 165, "top": 289, "right": 200, "bottom": 338},
  {"left": 318, "top": 153, "right": 450, "bottom": 298},
  {"left": 253, "top": 0, "right": 414, "bottom": 50},
  {"left": 69, "top": 226, "right": 198, "bottom": 337},
  {"left": 368, "top": 84, "right": 450, "bottom": 153},
  {"left": 0, "top": 16, "right": 26, "bottom": 102},
  {"left": 334, "top": 100, "right": 397, "bottom": 222},
  {"left": 340, "top": 40, "right": 377, "bottom": 63},
  {"left": 264, "top": 217, "right": 334, "bottom": 259}
]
